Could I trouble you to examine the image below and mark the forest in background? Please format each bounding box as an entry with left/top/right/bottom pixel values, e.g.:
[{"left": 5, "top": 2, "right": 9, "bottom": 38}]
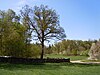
[{"left": 46, "top": 39, "right": 97, "bottom": 56}]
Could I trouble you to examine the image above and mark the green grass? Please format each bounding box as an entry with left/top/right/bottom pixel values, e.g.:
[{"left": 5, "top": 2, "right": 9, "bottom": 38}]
[
  {"left": 45, "top": 54, "right": 88, "bottom": 61},
  {"left": 0, "top": 55, "right": 99, "bottom": 75},
  {"left": 0, "top": 63, "right": 100, "bottom": 75}
]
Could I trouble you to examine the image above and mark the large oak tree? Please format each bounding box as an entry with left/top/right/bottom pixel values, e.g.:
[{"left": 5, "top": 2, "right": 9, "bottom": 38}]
[{"left": 20, "top": 5, "right": 66, "bottom": 59}]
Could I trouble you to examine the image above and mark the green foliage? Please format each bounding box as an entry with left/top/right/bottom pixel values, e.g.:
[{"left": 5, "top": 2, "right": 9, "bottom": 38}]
[
  {"left": 0, "top": 9, "right": 41, "bottom": 58},
  {"left": 47, "top": 39, "right": 95, "bottom": 56},
  {"left": 80, "top": 50, "right": 89, "bottom": 56},
  {"left": 72, "top": 49, "right": 78, "bottom": 56},
  {"left": 20, "top": 5, "right": 66, "bottom": 59},
  {"left": 27, "top": 44, "right": 41, "bottom": 58}
]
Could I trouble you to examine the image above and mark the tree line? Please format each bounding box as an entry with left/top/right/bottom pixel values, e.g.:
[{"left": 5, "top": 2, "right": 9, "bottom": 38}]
[{"left": 45, "top": 39, "right": 97, "bottom": 56}]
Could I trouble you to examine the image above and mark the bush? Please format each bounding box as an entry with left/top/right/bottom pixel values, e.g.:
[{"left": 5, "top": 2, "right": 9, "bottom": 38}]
[
  {"left": 72, "top": 49, "right": 78, "bottom": 56},
  {"left": 30, "top": 44, "right": 41, "bottom": 58},
  {"left": 22, "top": 44, "right": 41, "bottom": 58},
  {"left": 80, "top": 50, "right": 89, "bottom": 56}
]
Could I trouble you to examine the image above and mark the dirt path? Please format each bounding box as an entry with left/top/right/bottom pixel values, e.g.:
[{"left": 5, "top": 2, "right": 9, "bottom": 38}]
[{"left": 71, "top": 60, "right": 100, "bottom": 64}]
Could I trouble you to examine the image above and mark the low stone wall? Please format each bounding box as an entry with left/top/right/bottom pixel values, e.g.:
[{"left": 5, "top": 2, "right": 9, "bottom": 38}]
[{"left": 0, "top": 56, "right": 70, "bottom": 64}]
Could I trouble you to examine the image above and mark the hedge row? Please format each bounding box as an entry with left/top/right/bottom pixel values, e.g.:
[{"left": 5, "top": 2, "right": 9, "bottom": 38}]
[{"left": 0, "top": 56, "right": 70, "bottom": 64}]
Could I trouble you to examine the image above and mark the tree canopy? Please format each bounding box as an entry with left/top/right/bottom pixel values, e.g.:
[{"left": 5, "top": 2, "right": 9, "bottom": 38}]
[{"left": 20, "top": 5, "right": 66, "bottom": 59}]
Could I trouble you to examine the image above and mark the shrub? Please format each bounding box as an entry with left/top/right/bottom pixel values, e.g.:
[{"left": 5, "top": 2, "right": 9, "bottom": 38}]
[{"left": 80, "top": 50, "right": 89, "bottom": 56}]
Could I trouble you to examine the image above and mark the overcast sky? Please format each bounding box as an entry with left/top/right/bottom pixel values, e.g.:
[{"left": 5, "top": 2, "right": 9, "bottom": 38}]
[{"left": 0, "top": 0, "right": 100, "bottom": 41}]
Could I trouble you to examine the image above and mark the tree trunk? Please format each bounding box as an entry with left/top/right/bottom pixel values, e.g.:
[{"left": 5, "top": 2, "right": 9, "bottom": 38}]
[
  {"left": 41, "top": 29, "right": 44, "bottom": 59},
  {"left": 40, "top": 41, "right": 44, "bottom": 59}
]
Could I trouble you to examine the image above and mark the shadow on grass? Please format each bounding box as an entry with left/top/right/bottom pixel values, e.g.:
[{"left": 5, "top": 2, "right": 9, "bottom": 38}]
[
  {"left": 0, "top": 62, "right": 100, "bottom": 71},
  {"left": 0, "top": 63, "right": 61, "bottom": 71}
]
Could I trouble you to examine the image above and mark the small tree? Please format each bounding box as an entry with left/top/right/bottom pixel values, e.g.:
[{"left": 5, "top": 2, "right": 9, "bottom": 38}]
[{"left": 20, "top": 5, "right": 66, "bottom": 59}]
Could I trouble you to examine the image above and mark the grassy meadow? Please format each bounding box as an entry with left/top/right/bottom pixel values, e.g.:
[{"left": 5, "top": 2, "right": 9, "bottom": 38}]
[
  {"left": 0, "top": 55, "right": 100, "bottom": 75},
  {"left": 0, "top": 63, "right": 100, "bottom": 75}
]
